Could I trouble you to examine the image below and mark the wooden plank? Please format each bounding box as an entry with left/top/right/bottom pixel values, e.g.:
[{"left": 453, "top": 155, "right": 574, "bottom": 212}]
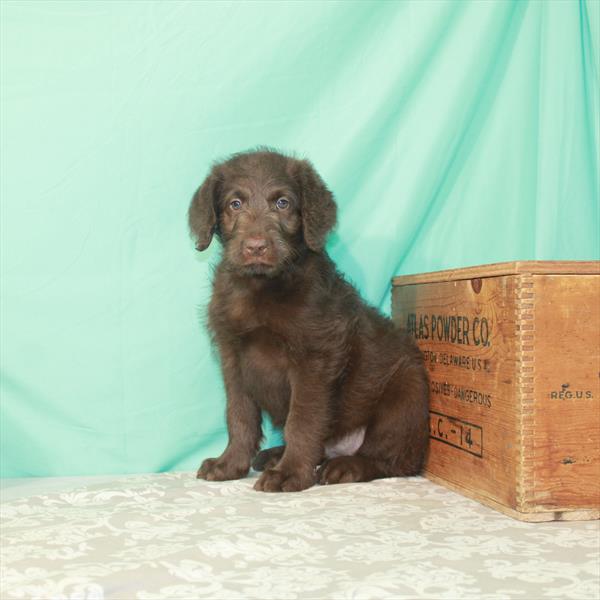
[
  {"left": 426, "top": 473, "right": 600, "bottom": 522},
  {"left": 392, "top": 262, "right": 600, "bottom": 521},
  {"left": 392, "top": 261, "right": 600, "bottom": 287},
  {"left": 392, "top": 275, "right": 520, "bottom": 510},
  {"left": 527, "top": 274, "right": 600, "bottom": 510}
]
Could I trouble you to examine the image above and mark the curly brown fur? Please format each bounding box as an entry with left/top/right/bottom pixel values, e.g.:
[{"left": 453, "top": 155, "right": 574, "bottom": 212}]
[{"left": 189, "top": 148, "right": 429, "bottom": 492}]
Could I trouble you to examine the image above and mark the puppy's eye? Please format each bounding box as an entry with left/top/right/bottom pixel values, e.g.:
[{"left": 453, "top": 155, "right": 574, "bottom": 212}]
[
  {"left": 230, "top": 199, "right": 242, "bottom": 210},
  {"left": 275, "top": 197, "right": 289, "bottom": 210}
]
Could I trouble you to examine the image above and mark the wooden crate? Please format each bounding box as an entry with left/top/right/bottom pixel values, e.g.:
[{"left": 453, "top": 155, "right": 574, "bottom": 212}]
[{"left": 392, "top": 261, "right": 600, "bottom": 522}]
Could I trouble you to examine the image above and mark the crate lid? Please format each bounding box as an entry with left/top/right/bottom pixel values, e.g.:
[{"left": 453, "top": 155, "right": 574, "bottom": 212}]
[{"left": 392, "top": 260, "right": 600, "bottom": 286}]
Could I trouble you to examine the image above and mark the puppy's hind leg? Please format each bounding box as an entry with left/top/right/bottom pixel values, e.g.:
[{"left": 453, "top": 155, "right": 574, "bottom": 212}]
[
  {"left": 252, "top": 445, "right": 285, "bottom": 471},
  {"left": 318, "top": 358, "right": 429, "bottom": 485}
]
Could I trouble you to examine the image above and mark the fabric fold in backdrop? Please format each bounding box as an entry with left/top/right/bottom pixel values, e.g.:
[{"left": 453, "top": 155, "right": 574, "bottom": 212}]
[{"left": 1, "top": 0, "right": 598, "bottom": 477}]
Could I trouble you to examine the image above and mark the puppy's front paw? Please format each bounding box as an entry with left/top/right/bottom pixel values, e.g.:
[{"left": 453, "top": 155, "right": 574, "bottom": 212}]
[
  {"left": 197, "top": 457, "right": 249, "bottom": 481},
  {"left": 251, "top": 445, "right": 285, "bottom": 471},
  {"left": 253, "top": 466, "right": 315, "bottom": 493},
  {"left": 318, "top": 456, "right": 368, "bottom": 485}
]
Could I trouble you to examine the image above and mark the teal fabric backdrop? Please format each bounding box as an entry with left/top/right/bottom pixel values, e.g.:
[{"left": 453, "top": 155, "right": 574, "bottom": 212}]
[{"left": 1, "top": 0, "right": 598, "bottom": 477}]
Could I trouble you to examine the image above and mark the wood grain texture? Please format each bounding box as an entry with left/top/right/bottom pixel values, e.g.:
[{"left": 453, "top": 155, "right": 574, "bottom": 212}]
[
  {"left": 392, "top": 261, "right": 600, "bottom": 286},
  {"left": 392, "top": 262, "right": 600, "bottom": 521},
  {"left": 528, "top": 274, "right": 600, "bottom": 511},
  {"left": 426, "top": 473, "right": 600, "bottom": 522},
  {"left": 392, "top": 275, "right": 520, "bottom": 510}
]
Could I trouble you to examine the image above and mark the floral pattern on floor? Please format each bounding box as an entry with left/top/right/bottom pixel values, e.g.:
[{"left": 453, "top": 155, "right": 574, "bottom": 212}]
[{"left": 2, "top": 472, "right": 599, "bottom": 599}]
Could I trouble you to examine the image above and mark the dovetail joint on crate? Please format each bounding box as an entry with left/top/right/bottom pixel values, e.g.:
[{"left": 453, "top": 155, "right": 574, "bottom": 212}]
[{"left": 516, "top": 274, "right": 535, "bottom": 511}]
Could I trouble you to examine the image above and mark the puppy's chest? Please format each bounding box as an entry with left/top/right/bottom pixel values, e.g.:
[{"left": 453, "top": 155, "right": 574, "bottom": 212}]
[
  {"left": 225, "top": 297, "right": 263, "bottom": 334},
  {"left": 223, "top": 294, "right": 294, "bottom": 370},
  {"left": 222, "top": 290, "right": 293, "bottom": 339},
  {"left": 240, "top": 327, "right": 290, "bottom": 376}
]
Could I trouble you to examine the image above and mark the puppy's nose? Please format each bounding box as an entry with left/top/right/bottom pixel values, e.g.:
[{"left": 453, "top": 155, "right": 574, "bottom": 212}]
[{"left": 243, "top": 237, "right": 268, "bottom": 257}]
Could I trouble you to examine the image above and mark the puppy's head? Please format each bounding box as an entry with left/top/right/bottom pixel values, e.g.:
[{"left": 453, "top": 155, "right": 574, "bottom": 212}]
[{"left": 189, "top": 149, "right": 337, "bottom": 277}]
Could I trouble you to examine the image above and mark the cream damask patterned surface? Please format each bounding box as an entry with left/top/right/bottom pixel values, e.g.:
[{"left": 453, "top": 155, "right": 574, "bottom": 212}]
[{"left": 1, "top": 472, "right": 599, "bottom": 600}]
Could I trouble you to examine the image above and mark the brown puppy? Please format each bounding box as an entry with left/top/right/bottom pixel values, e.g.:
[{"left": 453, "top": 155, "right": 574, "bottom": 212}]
[{"left": 189, "top": 149, "right": 429, "bottom": 492}]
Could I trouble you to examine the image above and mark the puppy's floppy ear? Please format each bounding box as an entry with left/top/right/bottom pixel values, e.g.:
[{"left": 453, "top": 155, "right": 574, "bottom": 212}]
[
  {"left": 294, "top": 159, "right": 337, "bottom": 251},
  {"left": 188, "top": 168, "right": 221, "bottom": 251}
]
